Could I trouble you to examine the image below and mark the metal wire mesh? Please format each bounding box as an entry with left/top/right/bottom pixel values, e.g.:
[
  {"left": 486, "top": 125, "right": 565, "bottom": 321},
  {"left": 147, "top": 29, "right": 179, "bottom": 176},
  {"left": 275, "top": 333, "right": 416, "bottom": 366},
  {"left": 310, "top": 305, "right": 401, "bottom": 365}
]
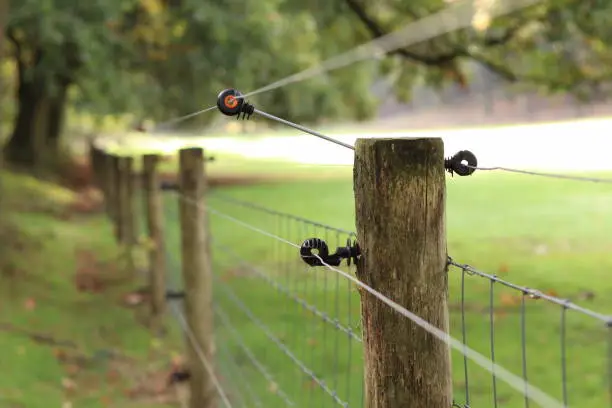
[
  {"left": 208, "top": 193, "right": 364, "bottom": 407},
  {"left": 160, "top": 189, "right": 612, "bottom": 408},
  {"left": 447, "top": 259, "right": 612, "bottom": 408}
]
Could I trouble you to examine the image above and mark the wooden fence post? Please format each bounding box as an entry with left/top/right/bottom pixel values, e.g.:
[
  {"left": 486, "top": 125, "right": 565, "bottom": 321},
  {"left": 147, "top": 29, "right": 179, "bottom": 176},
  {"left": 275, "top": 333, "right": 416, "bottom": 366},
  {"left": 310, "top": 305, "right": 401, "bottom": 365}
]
[
  {"left": 107, "top": 154, "right": 120, "bottom": 224},
  {"left": 117, "top": 156, "right": 136, "bottom": 274},
  {"left": 178, "top": 147, "right": 215, "bottom": 408},
  {"left": 88, "top": 139, "right": 100, "bottom": 188},
  {"left": 143, "top": 154, "right": 167, "bottom": 331},
  {"left": 353, "top": 138, "right": 452, "bottom": 408}
]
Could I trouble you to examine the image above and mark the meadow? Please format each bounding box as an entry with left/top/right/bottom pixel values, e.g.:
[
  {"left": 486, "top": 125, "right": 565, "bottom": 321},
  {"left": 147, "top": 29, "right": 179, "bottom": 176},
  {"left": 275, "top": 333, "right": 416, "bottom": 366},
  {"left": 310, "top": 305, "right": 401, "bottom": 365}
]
[{"left": 157, "top": 155, "right": 612, "bottom": 408}]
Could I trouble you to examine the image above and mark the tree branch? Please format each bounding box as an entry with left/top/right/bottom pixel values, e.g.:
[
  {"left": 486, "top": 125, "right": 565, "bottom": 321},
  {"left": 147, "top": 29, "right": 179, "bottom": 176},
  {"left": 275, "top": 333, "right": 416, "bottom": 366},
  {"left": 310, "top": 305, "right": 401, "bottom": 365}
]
[
  {"left": 343, "top": 0, "right": 457, "bottom": 65},
  {"left": 6, "top": 26, "right": 26, "bottom": 79},
  {"left": 343, "top": 0, "right": 531, "bottom": 67}
]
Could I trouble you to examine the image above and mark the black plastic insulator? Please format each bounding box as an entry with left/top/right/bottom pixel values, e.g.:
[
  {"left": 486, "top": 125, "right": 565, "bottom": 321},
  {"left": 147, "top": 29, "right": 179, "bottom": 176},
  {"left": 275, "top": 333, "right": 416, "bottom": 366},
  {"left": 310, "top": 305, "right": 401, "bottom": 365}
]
[
  {"left": 216, "top": 88, "right": 255, "bottom": 120},
  {"left": 167, "top": 369, "right": 191, "bottom": 385},
  {"left": 445, "top": 150, "right": 477, "bottom": 177},
  {"left": 165, "top": 290, "right": 185, "bottom": 300},
  {"left": 300, "top": 238, "right": 331, "bottom": 266},
  {"left": 300, "top": 238, "right": 360, "bottom": 267},
  {"left": 160, "top": 181, "right": 178, "bottom": 191}
]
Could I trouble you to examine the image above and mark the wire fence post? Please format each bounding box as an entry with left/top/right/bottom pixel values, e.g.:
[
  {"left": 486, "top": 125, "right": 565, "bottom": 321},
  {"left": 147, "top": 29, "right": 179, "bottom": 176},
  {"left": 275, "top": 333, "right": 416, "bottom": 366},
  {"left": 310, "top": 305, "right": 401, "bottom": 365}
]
[
  {"left": 107, "top": 153, "right": 120, "bottom": 225},
  {"left": 353, "top": 138, "right": 452, "bottom": 408},
  {"left": 143, "top": 154, "right": 167, "bottom": 332},
  {"left": 178, "top": 147, "right": 216, "bottom": 408},
  {"left": 117, "top": 155, "right": 136, "bottom": 274},
  {"left": 88, "top": 138, "right": 103, "bottom": 190}
]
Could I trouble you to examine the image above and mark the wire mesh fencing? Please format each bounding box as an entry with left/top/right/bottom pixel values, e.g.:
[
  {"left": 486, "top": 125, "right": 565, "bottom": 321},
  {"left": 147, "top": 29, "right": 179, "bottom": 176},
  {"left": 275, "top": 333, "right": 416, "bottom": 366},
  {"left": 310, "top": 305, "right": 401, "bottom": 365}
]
[
  {"left": 160, "top": 189, "right": 612, "bottom": 408},
  {"left": 446, "top": 259, "right": 612, "bottom": 408},
  {"left": 207, "top": 193, "right": 364, "bottom": 407}
]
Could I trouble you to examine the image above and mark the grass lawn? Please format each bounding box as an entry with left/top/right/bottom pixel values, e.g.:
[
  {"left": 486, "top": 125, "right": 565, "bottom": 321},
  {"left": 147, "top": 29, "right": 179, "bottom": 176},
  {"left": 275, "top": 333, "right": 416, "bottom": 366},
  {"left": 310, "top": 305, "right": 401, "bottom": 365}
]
[
  {"left": 0, "top": 170, "right": 184, "bottom": 408},
  {"left": 158, "top": 167, "right": 612, "bottom": 407}
]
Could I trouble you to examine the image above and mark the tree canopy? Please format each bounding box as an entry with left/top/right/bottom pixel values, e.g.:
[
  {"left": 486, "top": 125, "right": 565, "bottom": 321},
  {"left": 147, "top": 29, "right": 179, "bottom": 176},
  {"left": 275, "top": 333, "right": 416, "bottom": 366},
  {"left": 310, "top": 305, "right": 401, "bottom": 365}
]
[{"left": 1, "top": 0, "right": 611, "bottom": 166}]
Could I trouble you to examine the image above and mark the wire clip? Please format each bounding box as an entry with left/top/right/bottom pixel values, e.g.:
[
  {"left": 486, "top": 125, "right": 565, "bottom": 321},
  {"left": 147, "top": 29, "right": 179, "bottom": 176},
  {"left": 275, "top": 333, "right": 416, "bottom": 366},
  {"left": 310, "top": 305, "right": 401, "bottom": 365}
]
[
  {"left": 300, "top": 238, "right": 360, "bottom": 267},
  {"left": 216, "top": 88, "right": 255, "bottom": 120},
  {"left": 445, "top": 150, "right": 477, "bottom": 176}
]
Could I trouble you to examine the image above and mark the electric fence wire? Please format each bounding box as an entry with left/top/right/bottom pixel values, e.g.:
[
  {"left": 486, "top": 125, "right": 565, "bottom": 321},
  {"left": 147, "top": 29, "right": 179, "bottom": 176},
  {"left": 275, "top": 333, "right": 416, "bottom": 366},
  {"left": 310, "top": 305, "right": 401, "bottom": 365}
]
[
  {"left": 147, "top": 0, "right": 543, "bottom": 132},
  {"left": 467, "top": 165, "right": 612, "bottom": 183},
  {"left": 239, "top": 0, "right": 543, "bottom": 99},
  {"left": 250, "top": 110, "right": 612, "bottom": 184},
  {"left": 169, "top": 190, "right": 567, "bottom": 408}
]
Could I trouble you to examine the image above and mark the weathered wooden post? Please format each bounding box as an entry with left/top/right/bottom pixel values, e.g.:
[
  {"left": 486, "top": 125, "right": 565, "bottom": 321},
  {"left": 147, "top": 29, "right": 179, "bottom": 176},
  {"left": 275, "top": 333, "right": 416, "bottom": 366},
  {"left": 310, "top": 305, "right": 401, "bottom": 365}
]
[
  {"left": 108, "top": 154, "right": 121, "bottom": 230},
  {"left": 142, "top": 154, "right": 167, "bottom": 331},
  {"left": 177, "top": 147, "right": 215, "bottom": 408},
  {"left": 353, "top": 138, "right": 452, "bottom": 408},
  {"left": 117, "top": 156, "right": 136, "bottom": 274}
]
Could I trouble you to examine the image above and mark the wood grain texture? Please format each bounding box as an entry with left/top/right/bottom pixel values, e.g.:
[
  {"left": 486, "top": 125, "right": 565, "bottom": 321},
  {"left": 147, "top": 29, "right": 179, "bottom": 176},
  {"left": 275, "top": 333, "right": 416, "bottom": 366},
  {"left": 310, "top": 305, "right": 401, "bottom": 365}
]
[
  {"left": 353, "top": 137, "right": 452, "bottom": 408},
  {"left": 178, "top": 147, "right": 216, "bottom": 408}
]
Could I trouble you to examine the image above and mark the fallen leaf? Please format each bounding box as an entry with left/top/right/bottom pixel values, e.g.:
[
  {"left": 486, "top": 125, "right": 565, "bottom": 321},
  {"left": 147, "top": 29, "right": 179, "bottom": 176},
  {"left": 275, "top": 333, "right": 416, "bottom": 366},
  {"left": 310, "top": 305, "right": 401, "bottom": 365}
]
[
  {"left": 500, "top": 293, "right": 521, "bottom": 307},
  {"left": 307, "top": 338, "right": 318, "bottom": 347},
  {"left": 65, "top": 364, "right": 80, "bottom": 375},
  {"left": 24, "top": 297, "right": 36, "bottom": 311},
  {"left": 106, "top": 369, "right": 121, "bottom": 383},
  {"left": 123, "top": 292, "right": 144, "bottom": 306},
  {"left": 544, "top": 289, "right": 559, "bottom": 298},
  {"left": 61, "top": 377, "right": 77, "bottom": 391},
  {"left": 498, "top": 264, "right": 509, "bottom": 274},
  {"left": 54, "top": 348, "right": 67, "bottom": 361},
  {"left": 268, "top": 382, "right": 279, "bottom": 394},
  {"left": 171, "top": 353, "right": 185, "bottom": 368},
  {"left": 100, "top": 396, "right": 112, "bottom": 406},
  {"left": 123, "top": 388, "right": 137, "bottom": 398}
]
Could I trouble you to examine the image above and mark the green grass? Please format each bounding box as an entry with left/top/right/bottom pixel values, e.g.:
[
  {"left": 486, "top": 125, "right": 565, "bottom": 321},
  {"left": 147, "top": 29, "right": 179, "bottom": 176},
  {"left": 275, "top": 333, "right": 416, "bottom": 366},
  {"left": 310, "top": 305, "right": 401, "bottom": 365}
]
[
  {"left": 158, "top": 168, "right": 612, "bottom": 407},
  {"left": 163, "top": 151, "right": 353, "bottom": 180},
  {"left": 0, "top": 170, "right": 181, "bottom": 408}
]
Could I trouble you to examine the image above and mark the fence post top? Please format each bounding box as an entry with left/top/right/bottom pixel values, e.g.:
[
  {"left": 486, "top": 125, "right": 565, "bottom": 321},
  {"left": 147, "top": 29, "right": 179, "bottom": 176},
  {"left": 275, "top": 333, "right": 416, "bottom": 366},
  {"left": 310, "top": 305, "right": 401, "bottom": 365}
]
[{"left": 179, "top": 146, "right": 205, "bottom": 154}]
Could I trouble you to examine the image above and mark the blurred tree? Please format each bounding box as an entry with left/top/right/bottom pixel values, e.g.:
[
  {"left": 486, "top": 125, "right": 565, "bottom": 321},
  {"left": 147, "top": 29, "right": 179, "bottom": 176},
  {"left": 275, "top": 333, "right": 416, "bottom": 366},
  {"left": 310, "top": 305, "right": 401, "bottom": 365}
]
[
  {"left": 340, "top": 0, "right": 612, "bottom": 101},
  {"left": 6, "top": 0, "right": 610, "bottom": 168},
  {"left": 125, "top": 0, "right": 380, "bottom": 126},
  {"left": 4, "top": 0, "right": 138, "bottom": 165},
  {"left": 0, "top": 0, "right": 8, "bottom": 136},
  {"left": 2, "top": 0, "right": 381, "bottom": 167}
]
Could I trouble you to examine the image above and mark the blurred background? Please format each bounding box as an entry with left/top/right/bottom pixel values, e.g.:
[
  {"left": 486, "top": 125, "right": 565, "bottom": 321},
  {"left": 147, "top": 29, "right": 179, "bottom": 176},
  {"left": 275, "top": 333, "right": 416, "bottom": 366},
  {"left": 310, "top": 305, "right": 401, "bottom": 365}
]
[{"left": 1, "top": 1, "right": 612, "bottom": 407}]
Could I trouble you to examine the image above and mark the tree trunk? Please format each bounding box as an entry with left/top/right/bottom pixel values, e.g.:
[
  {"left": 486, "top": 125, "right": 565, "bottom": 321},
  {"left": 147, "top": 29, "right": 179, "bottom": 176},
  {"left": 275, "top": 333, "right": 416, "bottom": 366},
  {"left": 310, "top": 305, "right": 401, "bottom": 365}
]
[
  {"left": 45, "top": 81, "right": 70, "bottom": 156},
  {"left": 4, "top": 76, "right": 71, "bottom": 168},
  {"left": 0, "top": 0, "right": 7, "bottom": 49},
  {"left": 4, "top": 77, "right": 46, "bottom": 166}
]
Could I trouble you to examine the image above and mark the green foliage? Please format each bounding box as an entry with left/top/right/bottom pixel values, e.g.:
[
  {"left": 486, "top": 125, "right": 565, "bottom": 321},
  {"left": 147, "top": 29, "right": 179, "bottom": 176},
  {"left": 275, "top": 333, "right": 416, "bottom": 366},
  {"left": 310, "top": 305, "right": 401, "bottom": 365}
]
[
  {"left": 4, "top": 0, "right": 612, "bottom": 139},
  {"left": 339, "top": 0, "right": 612, "bottom": 99}
]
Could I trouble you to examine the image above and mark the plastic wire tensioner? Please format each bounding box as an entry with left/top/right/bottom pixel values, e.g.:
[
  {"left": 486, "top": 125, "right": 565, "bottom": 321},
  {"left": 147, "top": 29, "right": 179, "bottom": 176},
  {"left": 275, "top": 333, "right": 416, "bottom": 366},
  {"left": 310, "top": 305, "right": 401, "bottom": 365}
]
[
  {"left": 216, "top": 88, "right": 255, "bottom": 120},
  {"left": 299, "top": 237, "right": 360, "bottom": 267}
]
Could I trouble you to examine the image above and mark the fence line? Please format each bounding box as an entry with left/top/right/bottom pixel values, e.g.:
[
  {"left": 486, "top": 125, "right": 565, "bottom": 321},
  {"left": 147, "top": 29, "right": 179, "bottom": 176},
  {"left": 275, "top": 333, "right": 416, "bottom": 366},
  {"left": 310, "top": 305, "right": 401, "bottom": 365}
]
[
  {"left": 170, "top": 302, "right": 234, "bottom": 408},
  {"left": 89, "top": 143, "right": 612, "bottom": 408},
  {"left": 201, "top": 196, "right": 566, "bottom": 408}
]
